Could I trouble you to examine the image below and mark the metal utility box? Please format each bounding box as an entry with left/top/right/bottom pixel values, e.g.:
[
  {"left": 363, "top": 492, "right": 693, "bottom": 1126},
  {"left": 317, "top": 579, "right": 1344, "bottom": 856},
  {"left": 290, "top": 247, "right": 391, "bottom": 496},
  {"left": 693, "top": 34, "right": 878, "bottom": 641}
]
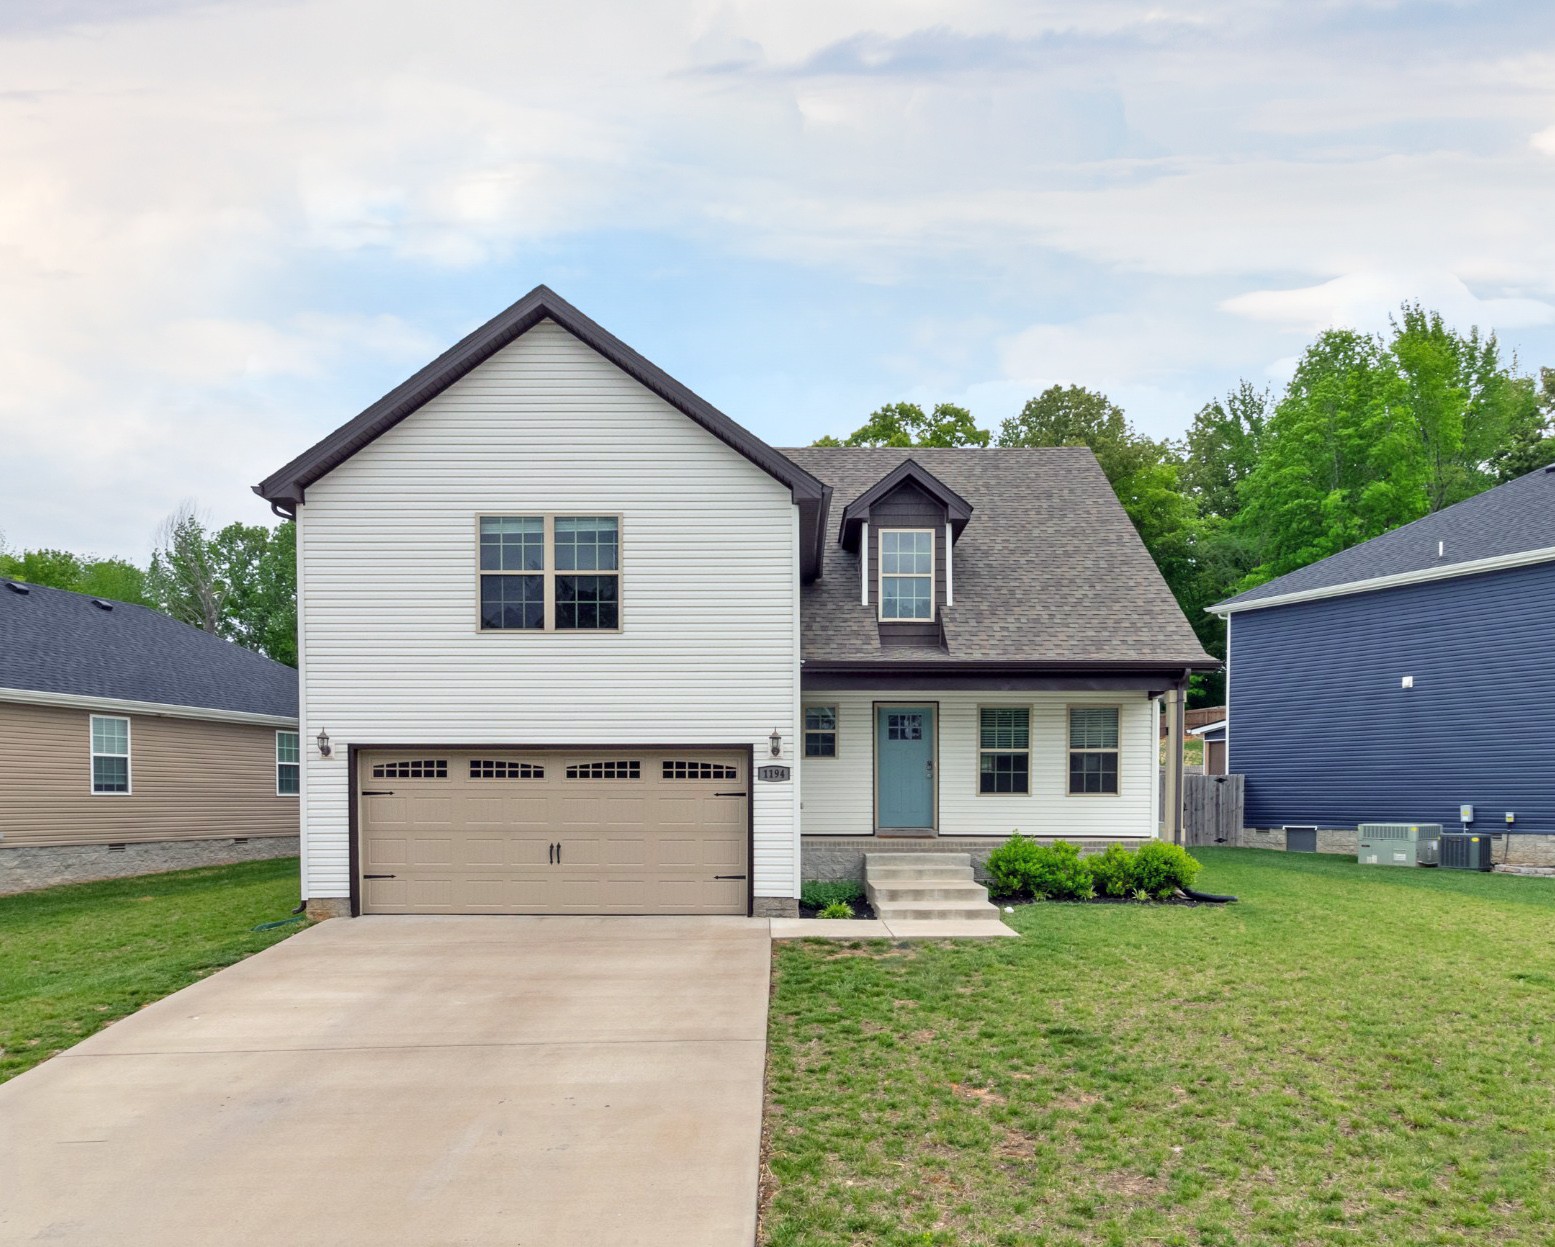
[
  {"left": 1440, "top": 833, "right": 1494, "bottom": 871},
  {"left": 1357, "top": 823, "right": 1442, "bottom": 867}
]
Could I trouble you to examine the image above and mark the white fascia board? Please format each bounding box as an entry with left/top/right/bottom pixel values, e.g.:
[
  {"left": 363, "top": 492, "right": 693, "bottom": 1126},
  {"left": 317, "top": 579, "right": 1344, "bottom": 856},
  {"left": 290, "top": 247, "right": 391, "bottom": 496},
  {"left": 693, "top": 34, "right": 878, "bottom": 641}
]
[
  {"left": 1188, "top": 720, "right": 1227, "bottom": 736},
  {"left": 0, "top": 686, "right": 299, "bottom": 729},
  {"left": 1208, "top": 544, "right": 1555, "bottom": 616}
]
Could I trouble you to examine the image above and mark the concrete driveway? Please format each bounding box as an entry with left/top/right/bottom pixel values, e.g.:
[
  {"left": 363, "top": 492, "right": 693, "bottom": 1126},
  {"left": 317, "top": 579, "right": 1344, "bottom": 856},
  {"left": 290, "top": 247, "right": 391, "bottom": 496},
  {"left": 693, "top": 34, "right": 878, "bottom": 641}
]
[{"left": 0, "top": 916, "right": 771, "bottom": 1247}]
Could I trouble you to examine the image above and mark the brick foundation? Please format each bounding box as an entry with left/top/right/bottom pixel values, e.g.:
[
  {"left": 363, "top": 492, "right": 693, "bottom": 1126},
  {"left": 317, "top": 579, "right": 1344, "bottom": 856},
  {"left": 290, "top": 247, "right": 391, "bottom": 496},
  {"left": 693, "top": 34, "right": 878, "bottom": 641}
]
[
  {"left": 753, "top": 896, "right": 799, "bottom": 918},
  {"left": 303, "top": 896, "right": 352, "bottom": 920},
  {"left": 801, "top": 835, "right": 1155, "bottom": 885},
  {"left": 0, "top": 836, "right": 299, "bottom": 896}
]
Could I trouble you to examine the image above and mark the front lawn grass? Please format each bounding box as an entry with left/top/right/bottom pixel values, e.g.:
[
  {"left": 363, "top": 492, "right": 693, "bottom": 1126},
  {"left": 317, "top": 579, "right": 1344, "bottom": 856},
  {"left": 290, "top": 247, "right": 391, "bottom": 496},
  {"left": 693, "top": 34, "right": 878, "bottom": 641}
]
[
  {"left": 0, "top": 857, "right": 304, "bottom": 1084},
  {"left": 763, "top": 848, "right": 1555, "bottom": 1246}
]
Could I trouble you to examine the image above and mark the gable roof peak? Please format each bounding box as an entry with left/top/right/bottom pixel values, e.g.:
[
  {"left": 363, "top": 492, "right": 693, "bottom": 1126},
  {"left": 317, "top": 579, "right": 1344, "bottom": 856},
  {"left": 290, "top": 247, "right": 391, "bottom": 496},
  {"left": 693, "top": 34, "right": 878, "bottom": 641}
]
[
  {"left": 838, "top": 455, "right": 974, "bottom": 551},
  {"left": 254, "top": 285, "right": 830, "bottom": 579}
]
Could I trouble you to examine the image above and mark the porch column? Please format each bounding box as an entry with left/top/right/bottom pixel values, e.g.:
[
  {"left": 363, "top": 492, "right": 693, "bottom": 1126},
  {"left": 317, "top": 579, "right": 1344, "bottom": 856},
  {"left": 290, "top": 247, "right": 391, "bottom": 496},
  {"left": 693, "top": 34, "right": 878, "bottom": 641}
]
[{"left": 1163, "top": 684, "right": 1185, "bottom": 845}]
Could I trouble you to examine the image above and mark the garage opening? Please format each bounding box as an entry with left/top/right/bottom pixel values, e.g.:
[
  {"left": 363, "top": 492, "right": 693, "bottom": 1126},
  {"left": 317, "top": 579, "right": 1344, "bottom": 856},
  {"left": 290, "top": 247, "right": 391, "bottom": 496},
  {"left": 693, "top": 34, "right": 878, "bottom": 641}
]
[{"left": 357, "top": 748, "right": 750, "bottom": 915}]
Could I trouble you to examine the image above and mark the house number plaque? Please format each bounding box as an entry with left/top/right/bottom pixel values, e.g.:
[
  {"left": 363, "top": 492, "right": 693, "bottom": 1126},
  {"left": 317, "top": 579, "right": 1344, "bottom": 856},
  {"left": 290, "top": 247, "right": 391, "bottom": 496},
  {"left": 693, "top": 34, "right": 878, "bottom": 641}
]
[{"left": 757, "top": 765, "right": 791, "bottom": 782}]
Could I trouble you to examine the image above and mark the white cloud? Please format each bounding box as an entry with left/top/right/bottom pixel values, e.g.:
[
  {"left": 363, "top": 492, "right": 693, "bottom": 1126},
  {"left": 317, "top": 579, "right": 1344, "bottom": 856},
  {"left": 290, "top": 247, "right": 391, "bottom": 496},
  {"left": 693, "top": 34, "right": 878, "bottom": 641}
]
[
  {"left": 1, "top": 0, "right": 1554, "bottom": 556},
  {"left": 1222, "top": 271, "right": 1555, "bottom": 336}
]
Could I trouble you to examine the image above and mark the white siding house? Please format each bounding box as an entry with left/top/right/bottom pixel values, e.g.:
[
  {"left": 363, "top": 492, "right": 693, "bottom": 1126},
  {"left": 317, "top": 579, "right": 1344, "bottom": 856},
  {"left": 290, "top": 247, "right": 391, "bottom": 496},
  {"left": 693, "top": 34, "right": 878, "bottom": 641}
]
[
  {"left": 259, "top": 287, "right": 1214, "bottom": 918},
  {"left": 295, "top": 321, "right": 801, "bottom": 907}
]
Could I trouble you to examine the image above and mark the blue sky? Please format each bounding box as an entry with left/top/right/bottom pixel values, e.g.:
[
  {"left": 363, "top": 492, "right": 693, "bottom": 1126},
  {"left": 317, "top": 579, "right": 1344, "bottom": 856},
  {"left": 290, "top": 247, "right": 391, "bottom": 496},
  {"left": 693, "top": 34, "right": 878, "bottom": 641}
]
[{"left": 2, "top": 0, "right": 1554, "bottom": 560}]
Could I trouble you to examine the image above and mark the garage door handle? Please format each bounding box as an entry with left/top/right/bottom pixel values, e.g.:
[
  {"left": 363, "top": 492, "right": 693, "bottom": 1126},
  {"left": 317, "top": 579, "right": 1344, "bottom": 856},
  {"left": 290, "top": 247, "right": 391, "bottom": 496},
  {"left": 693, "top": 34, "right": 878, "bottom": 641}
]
[
  {"left": 714, "top": 874, "right": 747, "bottom": 880},
  {"left": 361, "top": 790, "right": 395, "bottom": 796},
  {"left": 714, "top": 791, "right": 747, "bottom": 797},
  {"left": 364, "top": 874, "right": 396, "bottom": 879}
]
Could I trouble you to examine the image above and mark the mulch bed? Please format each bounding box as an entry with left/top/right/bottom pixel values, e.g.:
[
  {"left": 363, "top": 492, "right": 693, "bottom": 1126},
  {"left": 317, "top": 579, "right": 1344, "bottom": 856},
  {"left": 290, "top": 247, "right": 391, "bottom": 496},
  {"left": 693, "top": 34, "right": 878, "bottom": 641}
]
[
  {"left": 997, "top": 894, "right": 1212, "bottom": 908},
  {"left": 797, "top": 898, "right": 878, "bottom": 920}
]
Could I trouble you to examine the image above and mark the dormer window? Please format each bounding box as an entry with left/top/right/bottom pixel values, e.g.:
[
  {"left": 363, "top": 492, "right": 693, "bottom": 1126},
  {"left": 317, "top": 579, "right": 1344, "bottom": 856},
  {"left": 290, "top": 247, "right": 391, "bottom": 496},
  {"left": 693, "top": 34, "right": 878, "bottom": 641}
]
[{"left": 880, "top": 529, "right": 934, "bottom": 620}]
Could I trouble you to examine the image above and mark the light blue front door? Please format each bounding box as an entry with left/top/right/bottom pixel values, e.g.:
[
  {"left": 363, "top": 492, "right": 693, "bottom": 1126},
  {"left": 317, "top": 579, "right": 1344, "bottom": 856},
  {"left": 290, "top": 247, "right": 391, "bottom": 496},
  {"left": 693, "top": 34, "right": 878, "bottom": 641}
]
[{"left": 876, "top": 705, "right": 935, "bottom": 829}]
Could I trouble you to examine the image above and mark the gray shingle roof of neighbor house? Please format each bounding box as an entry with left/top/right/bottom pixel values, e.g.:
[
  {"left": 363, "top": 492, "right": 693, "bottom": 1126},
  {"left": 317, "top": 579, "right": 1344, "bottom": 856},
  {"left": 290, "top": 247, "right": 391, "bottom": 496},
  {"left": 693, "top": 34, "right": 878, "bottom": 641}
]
[
  {"left": 781, "top": 446, "right": 1217, "bottom": 669},
  {"left": 253, "top": 284, "right": 833, "bottom": 581},
  {"left": 1212, "top": 463, "right": 1555, "bottom": 613},
  {"left": 0, "top": 582, "right": 298, "bottom": 720}
]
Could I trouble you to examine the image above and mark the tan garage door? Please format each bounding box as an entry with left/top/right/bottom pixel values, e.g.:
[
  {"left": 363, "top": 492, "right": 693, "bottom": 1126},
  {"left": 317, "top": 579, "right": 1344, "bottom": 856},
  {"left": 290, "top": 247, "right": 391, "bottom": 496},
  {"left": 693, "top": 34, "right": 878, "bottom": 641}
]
[{"left": 358, "top": 749, "right": 749, "bottom": 915}]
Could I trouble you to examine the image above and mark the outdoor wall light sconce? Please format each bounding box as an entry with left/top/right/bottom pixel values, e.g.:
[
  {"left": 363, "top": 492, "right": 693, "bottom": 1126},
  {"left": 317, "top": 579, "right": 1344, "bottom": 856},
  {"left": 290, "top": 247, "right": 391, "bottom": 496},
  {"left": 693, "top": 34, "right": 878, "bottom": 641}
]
[
  {"left": 769, "top": 728, "right": 783, "bottom": 757},
  {"left": 317, "top": 728, "right": 333, "bottom": 758}
]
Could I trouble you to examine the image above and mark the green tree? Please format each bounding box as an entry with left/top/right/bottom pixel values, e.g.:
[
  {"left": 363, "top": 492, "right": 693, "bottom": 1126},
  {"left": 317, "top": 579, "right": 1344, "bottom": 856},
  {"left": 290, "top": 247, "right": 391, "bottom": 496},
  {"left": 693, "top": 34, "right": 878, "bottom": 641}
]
[
  {"left": 1490, "top": 367, "right": 1555, "bottom": 480},
  {"left": 146, "top": 507, "right": 297, "bottom": 665},
  {"left": 996, "top": 385, "right": 1220, "bottom": 697},
  {"left": 1181, "top": 381, "right": 1269, "bottom": 521},
  {"left": 0, "top": 545, "right": 149, "bottom": 606},
  {"left": 814, "top": 401, "right": 991, "bottom": 448},
  {"left": 1389, "top": 303, "right": 1539, "bottom": 510}
]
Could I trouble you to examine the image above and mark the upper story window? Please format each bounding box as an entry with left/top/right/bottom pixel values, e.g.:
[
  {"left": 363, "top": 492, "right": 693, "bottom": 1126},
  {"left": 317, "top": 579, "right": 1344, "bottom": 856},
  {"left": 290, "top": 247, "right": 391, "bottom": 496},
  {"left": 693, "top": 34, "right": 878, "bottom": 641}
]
[
  {"left": 879, "top": 529, "right": 934, "bottom": 621},
  {"left": 90, "top": 714, "right": 130, "bottom": 795},
  {"left": 276, "top": 731, "right": 300, "bottom": 795},
  {"left": 480, "top": 515, "right": 620, "bottom": 632}
]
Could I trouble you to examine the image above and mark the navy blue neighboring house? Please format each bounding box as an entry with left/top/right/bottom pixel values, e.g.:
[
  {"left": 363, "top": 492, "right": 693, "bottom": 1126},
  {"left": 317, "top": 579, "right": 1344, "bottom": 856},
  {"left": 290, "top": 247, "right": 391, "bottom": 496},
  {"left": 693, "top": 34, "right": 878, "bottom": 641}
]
[{"left": 1210, "top": 463, "right": 1555, "bottom": 863}]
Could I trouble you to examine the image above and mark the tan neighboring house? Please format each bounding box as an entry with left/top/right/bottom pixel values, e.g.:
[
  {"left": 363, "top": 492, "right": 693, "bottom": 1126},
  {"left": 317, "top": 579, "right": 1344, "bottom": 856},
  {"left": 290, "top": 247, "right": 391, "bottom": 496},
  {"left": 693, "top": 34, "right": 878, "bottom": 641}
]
[{"left": 0, "top": 580, "right": 300, "bottom": 894}]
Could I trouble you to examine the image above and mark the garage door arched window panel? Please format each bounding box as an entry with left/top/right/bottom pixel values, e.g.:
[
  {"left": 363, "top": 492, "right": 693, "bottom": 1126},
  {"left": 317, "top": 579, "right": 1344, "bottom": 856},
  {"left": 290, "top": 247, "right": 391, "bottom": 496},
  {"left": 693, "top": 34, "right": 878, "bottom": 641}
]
[
  {"left": 662, "top": 760, "right": 739, "bottom": 780},
  {"left": 1068, "top": 707, "right": 1121, "bottom": 795},
  {"left": 470, "top": 759, "right": 545, "bottom": 779},
  {"left": 371, "top": 759, "right": 449, "bottom": 779},
  {"left": 565, "top": 760, "right": 642, "bottom": 780}
]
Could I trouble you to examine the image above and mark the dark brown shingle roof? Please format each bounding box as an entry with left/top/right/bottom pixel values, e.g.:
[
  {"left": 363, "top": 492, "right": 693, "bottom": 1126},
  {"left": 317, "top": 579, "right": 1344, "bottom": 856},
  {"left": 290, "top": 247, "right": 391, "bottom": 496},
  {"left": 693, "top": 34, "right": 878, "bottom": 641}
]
[{"left": 782, "top": 446, "right": 1214, "bottom": 668}]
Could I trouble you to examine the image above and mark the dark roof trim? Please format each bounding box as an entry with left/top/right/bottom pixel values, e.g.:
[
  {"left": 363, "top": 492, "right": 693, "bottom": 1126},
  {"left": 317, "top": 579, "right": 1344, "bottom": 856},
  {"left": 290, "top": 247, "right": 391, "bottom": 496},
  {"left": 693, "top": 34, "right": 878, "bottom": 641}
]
[
  {"left": 803, "top": 670, "right": 1187, "bottom": 693},
  {"left": 254, "top": 285, "right": 831, "bottom": 580},
  {"left": 804, "top": 658, "right": 1219, "bottom": 677},
  {"left": 838, "top": 457, "right": 974, "bottom": 552}
]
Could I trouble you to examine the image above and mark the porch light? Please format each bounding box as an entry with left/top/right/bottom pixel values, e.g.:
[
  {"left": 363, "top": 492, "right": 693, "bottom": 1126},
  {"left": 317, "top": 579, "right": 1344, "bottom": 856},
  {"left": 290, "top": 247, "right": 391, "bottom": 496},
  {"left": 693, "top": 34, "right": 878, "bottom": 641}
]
[
  {"left": 769, "top": 728, "right": 783, "bottom": 757},
  {"left": 316, "top": 728, "right": 332, "bottom": 758}
]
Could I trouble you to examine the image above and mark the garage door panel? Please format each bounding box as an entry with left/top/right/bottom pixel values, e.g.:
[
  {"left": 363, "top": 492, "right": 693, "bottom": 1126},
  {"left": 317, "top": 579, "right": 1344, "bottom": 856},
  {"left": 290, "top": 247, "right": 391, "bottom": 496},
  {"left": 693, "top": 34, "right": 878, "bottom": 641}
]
[{"left": 359, "top": 749, "right": 749, "bottom": 915}]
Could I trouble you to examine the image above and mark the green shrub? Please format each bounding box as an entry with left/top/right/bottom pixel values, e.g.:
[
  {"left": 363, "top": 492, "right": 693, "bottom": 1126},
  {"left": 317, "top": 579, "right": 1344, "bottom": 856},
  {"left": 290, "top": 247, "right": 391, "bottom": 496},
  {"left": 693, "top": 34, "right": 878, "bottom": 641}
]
[
  {"left": 818, "top": 900, "right": 855, "bottom": 919},
  {"left": 801, "top": 880, "right": 864, "bottom": 909},
  {"left": 1028, "top": 840, "right": 1095, "bottom": 900},
  {"left": 1130, "top": 841, "right": 1202, "bottom": 899},
  {"left": 1088, "top": 843, "right": 1136, "bottom": 897},
  {"left": 983, "top": 834, "right": 1046, "bottom": 899},
  {"left": 984, "top": 836, "right": 1094, "bottom": 900}
]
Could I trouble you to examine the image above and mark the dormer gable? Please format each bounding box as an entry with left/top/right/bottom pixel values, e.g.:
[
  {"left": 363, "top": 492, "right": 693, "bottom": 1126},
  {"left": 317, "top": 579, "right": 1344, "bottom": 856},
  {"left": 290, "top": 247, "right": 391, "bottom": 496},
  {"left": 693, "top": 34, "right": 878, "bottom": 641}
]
[{"left": 838, "top": 457, "right": 974, "bottom": 554}]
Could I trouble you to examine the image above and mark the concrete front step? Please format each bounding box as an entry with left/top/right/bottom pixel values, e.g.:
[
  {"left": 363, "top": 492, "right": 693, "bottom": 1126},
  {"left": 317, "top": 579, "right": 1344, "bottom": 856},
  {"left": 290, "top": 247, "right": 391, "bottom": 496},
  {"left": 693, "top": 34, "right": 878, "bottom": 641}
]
[
  {"left": 865, "top": 852, "right": 973, "bottom": 868},
  {"left": 868, "top": 882, "right": 990, "bottom": 903},
  {"left": 872, "top": 900, "right": 1004, "bottom": 923},
  {"left": 866, "top": 864, "right": 976, "bottom": 882}
]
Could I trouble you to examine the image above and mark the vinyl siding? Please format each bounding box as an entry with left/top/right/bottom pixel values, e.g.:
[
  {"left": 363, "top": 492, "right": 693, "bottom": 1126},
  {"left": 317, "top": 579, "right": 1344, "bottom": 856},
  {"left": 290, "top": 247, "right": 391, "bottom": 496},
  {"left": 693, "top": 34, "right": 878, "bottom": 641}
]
[
  {"left": 799, "top": 690, "right": 1157, "bottom": 838},
  {"left": 0, "top": 701, "right": 299, "bottom": 847},
  {"left": 1229, "top": 561, "right": 1555, "bottom": 832},
  {"left": 297, "top": 320, "right": 800, "bottom": 901}
]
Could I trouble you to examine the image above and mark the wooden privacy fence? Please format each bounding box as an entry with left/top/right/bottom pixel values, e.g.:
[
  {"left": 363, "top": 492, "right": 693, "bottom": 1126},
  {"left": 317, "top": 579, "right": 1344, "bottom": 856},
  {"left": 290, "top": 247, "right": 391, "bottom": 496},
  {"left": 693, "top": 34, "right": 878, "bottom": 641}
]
[{"left": 1161, "top": 772, "right": 1245, "bottom": 845}]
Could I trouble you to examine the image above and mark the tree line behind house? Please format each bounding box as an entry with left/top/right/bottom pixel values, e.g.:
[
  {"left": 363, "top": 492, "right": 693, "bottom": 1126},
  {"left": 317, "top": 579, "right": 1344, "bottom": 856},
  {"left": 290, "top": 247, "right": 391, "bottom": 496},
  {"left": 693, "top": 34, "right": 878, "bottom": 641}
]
[
  {"left": 4, "top": 302, "right": 1552, "bottom": 695},
  {"left": 815, "top": 304, "right": 1555, "bottom": 703},
  {"left": 0, "top": 508, "right": 297, "bottom": 667}
]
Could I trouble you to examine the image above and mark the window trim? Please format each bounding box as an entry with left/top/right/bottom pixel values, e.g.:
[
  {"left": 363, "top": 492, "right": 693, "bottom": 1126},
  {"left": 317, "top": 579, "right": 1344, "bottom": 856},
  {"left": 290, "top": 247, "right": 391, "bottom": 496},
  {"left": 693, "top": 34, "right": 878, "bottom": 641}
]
[
  {"left": 877, "top": 527, "right": 936, "bottom": 623},
  {"left": 476, "top": 513, "right": 624, "bottom": 634},
  {"left": 1067, "top": 703, "right": 1123, "bottom": 797},
  {"left": 803, "top": 704, "right": 839, "bottom": 759},
  {"left": 976, "top": 704, "right": 1031, "bottom": 797},
  {"left": 276, "top": 730, "right": 300, "bottom": 797},
  {"left": 89, "top": 713, "right": 132, "bottom": 796}
]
